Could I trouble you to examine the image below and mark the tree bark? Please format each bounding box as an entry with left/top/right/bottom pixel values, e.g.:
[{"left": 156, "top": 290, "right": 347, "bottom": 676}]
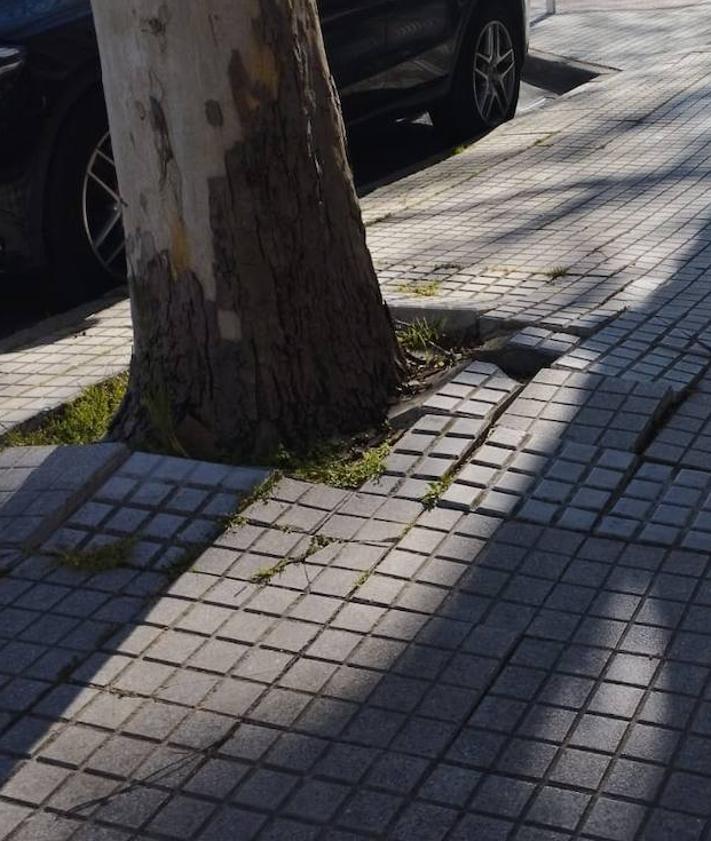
[{"left": 91, "top": 0, "right": 402, "bottom": 459}]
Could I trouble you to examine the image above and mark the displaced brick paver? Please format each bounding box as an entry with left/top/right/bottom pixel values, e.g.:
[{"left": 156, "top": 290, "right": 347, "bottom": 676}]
[
  {"left": 0, "top": 445, "right": 126, "bottom": 553},
  {"left": 42, "top": 452, "right": 270, "bottom": 574},
  {"left": 4, "top": 461, "right": 711, "bottom": 839}
]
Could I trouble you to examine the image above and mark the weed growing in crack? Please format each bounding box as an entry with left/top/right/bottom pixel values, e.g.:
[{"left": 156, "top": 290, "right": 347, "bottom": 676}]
[
  {"left": 397, "top": 281, "right": 442, "bottom": 298},
  {"left": 543, "top": 266, "right": 571, "bottom": 282},
  {"left": 352, "top": 568, "right": 374, "bottom": 591},
  {"left": 309, "top": 534, "right": 337, "bottom": 553},
  {"left": 251, "top": 534, "right": 339, "bottom": 585},
  {"left": 421, "top": 475, "right": 454, "bottom": 509},
  {"left": 252, "top": 557, "right": 292, "bottom": 585},
  {"left": 278, "top": 440, "right": 390, "bottom": 490},
  {"left": 53, "top": 536, "right": 136, "bottom": 572},
  {"left": 223, "top": 471, "right": 283, "bottom": 530}
]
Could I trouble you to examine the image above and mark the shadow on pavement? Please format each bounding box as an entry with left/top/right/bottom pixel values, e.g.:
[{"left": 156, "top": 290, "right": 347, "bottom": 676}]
[{"left": 3, "top": 56, "right": 710, "bottom": 841}]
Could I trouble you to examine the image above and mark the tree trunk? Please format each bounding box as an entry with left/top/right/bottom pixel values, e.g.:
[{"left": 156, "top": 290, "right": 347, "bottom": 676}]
[{"left": 91, "top": 0, "right": 402, "bottom": 459}]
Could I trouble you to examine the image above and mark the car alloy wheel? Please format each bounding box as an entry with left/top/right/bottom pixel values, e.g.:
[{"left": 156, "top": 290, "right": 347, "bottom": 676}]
[
  {"left": 472, "top": 20, "right": 517, "bottom": 128},
  {"left": 81, "top": 131, "right": 126, "bottom": 277}
]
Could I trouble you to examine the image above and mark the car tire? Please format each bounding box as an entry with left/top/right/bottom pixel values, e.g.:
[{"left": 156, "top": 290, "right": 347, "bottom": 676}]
[
  {"left": 430, "top": 1, "right": 523, "bottom": 142},
  {"left": 44, "top": 89, "right": 125, "bottom": 305}
]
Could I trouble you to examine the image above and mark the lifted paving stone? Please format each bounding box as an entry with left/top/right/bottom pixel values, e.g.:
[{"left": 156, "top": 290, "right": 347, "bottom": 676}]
[{"left": 0, "top": 444, "right": 127, "bottom": 552}]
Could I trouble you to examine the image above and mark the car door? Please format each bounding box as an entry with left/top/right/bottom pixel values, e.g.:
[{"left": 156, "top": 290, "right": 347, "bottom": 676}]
[
  {"left": 318, "top": 0, "right": 392, "bottom": 122},
  {"left": 383, "top": 0, "right": 461, "bottom": 95}
]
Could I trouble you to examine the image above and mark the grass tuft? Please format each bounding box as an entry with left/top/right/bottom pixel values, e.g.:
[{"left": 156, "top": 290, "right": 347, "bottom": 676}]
[
  {"left": 396, "top": 318, "right": 457, "bottom": 371},
  {"left": 421, "top": 475, "right": 454, "bottom": 509},
  {"left": 396, "top": 319, "right": 444, "bottom": 356},
  {"left": 543, "top": 266, "right": 571, "bottom": 281},
  {"left": 397, "top": 281, "right": 442, "bottom": 298},
  {"left": 279, "top": 440, "right": 390, "bottom": 490},
  {"left": 0, "top": 373, "right": 128, "bottom": 449},
  {"left": 54, "top": 536, "right": 136, "bottom": 572}
]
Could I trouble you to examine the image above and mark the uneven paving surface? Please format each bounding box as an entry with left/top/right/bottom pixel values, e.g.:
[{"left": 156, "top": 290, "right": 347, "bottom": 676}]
[
  {"left": 1, "top": 358, "right": 711, "bottom": 839},
  {"left": 2, "top": 2, "right": 711, "bottom": 839},
  {"left": 0, "top": 445, "right": 126, "bottom": 554}
]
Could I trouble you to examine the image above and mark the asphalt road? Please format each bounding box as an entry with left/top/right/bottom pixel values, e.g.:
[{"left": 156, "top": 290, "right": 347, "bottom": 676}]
[{"left": 0, "top": 82, "right": 554, "bottom": 342}]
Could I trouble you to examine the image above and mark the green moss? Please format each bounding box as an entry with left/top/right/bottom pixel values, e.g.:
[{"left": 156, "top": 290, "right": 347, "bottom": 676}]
[
  {"left": 1, "top": 373, "right": 128, "bottom": 449},
  {"left": 54, "top": 536, "right": 136, "bottom": 572}
]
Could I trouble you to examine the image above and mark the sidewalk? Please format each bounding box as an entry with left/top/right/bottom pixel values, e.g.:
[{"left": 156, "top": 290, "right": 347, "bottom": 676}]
[
  {"left": 2, "top": 3, "right": 711, "bottom": 839},
  {"left": 0, "top": 296, "right": 131, "bottom": 436},
  {"left": 529, "top": 0, "right": 711, "bottom": 70}
]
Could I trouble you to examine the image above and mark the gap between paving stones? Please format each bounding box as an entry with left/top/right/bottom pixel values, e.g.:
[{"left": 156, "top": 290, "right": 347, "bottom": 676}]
[
  {"left": 0, "top": 351, "right": 709, "bottom": 835},
  {"left": 231, "top": 361, "right": 527, "bottom": 593},
  {"left": 3, "top": 12, "right": 711, "bottom": 835},
  {"left": 0, "top": 361, "right": 529, "bottom": 773},
  {"left": 0, "top": 455, "right": 532, "bottom": 839},
  {"left": 435, "top": 361, "right": 711, "bottom": 550}
]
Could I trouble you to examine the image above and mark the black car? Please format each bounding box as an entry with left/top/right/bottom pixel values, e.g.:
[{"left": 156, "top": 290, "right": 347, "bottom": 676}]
[{"left": 0, "top": 0, "right": 528, "bottom": 301}]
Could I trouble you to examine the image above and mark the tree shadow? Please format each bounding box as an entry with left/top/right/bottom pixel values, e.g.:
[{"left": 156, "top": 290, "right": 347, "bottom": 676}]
[{"left": 0, "top": 35, "right": 710, "bottom": 841}]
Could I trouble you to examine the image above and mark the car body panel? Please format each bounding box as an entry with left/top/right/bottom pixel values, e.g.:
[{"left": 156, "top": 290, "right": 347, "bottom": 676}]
[
  {"left": 386, "top": 0, "right": 458, "bottom": 87},
  {"left": 0, "top": 2, "right": 100, "bottom": 269},
  {"left": 318, "top": 0, "right": 392, "bottom": 121},
  {"left": 0, "top": 0, "right": 89, "bottom": 39}
]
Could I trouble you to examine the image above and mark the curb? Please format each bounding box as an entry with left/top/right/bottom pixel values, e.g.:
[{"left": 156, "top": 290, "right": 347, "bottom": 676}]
[
  {"left": 0, "top": 287, "right": 127, "bottom": 355},
  {"left": 523, "top": 48, "right": 616, "bottom": 94}
]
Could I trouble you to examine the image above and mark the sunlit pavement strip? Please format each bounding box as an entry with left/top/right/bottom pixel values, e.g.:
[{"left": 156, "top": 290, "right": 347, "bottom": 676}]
[
  {"left": 3, "top": 1, "right": 711, "bottom": 838},
  {"left": 0, "top": 297, "right": 132, "bottom": 436}
]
